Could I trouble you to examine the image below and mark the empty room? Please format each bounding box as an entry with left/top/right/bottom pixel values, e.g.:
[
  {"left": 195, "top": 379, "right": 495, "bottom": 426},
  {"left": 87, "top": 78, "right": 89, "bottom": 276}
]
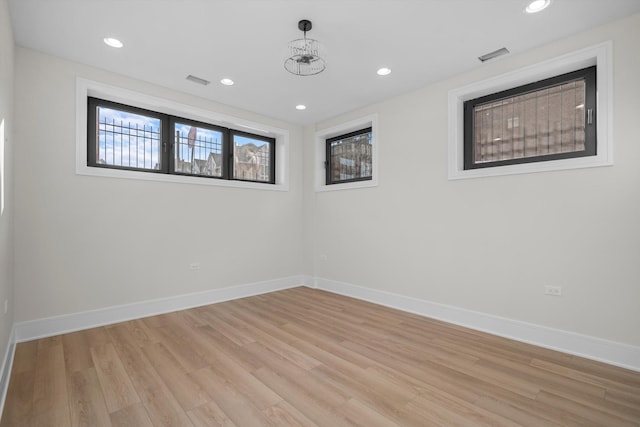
[{"left": 0, "top": 0, "right": 639, "bottom": 425}]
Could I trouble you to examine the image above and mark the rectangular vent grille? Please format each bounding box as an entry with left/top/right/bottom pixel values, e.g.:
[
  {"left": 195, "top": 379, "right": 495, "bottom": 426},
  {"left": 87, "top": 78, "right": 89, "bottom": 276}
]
[
  {"left": 478, "top": 47, "right": 510, "bottom": 62},
  {"left": 186, "top": 75, "right": 211, "bottom": 86}
]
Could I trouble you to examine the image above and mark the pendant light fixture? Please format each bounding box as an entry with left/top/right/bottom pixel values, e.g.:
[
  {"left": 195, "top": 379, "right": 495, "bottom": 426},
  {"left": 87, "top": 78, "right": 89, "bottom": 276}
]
[{"left": 284, "top": 19, "right": 326, "bottom": 76}]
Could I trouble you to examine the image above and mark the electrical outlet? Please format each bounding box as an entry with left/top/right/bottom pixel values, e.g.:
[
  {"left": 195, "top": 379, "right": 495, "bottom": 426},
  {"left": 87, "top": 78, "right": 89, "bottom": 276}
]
[
  {"left": 544, "top": 285, "right": 562, "bottom": 296},
  {"left": 189, "top": 262, "right": 201, "bottom": 270},
  {"left": 319, "top": 254, "right": 328, "bottom": 262}
]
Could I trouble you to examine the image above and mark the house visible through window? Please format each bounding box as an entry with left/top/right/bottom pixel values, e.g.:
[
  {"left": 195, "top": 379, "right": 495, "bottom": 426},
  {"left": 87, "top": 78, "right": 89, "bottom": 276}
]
[
  {"left": 88, "top": 97, "right": 275, "bottom": 184},
  {"left": 232, "top": 131, "right": 275, "bottom": 183},
  {"left": 172, "top": 120, "right": 224, "bottom": 178},
  {"left": 464, "top": 66, "right": 596, "bottom": 170},
  {"left": 326, "top": 127, "right": 373, "bottom": 185}
]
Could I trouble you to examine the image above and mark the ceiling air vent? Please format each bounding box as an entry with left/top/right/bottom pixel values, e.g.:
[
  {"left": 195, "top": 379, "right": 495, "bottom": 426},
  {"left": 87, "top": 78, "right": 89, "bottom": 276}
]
[
  {"left": 478, "top": 47, "right": 510, "bottom": 62},
  {"left": 186, "top": 74, "right": 210, "bottom": 86}
]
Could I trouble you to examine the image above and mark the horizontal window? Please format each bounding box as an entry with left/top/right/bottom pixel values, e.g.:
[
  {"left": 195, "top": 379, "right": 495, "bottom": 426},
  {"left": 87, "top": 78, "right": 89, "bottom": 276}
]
[
  {"left": 87, "top": 97, "right": 275, "bottom": 184},
  {"left": 464, "top": 66, "right": 596, "bottom": 170},
  {"left": 448, "top": 42, "right": 612, "bottom": 180}
]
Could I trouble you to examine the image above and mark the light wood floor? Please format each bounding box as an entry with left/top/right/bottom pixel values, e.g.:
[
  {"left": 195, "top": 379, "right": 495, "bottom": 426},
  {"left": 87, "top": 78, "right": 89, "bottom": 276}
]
[{"left": 2, "top": 287, "right": 639, "bottom": 426}]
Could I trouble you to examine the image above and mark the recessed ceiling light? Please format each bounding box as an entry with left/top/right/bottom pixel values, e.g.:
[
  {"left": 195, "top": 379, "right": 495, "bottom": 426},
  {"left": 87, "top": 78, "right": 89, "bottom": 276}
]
[
  {"left": 296, "top": 105, "right": 307, "bottom": 110},
  {"left": 525, "top": 0, "right": 551, "bottom": 13},
  {"left": 377, "top": 67, "right": 392, "bottom": 76},
  {"left": 103, "top": 37, "right": 123, "bottom": 48},
  {"left": 220, "top": 78, "right": 234, "bottom": 86}
]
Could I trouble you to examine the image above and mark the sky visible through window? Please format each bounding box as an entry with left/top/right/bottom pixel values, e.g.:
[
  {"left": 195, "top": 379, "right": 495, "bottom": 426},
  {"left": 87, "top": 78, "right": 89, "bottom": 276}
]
[
  {"left": 232, "top": 134, "right": 272, "bottom": 182},
  {"left": 175, "top": 123, "right": 222, "bottom": 160},
  {"left": 234, "top": 135, "right": 268, "bottom": 148},
  {"left": 96, "top": 104, "right": 272, "bottom": 180},
  {"left": 97, "top": 107, "right": 161, "bottom": 169}
]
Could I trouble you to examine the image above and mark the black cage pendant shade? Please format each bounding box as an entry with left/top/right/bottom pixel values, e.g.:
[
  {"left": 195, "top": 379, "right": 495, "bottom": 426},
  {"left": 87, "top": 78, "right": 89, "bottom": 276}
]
[{"left": 284, "top": 19, "right": 326, "bottom": 76}]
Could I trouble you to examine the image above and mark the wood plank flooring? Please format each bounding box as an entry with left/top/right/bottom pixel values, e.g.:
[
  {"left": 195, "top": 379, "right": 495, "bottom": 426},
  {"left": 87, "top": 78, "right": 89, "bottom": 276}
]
[{"left": 2, "top": 287, "right": 639, "bottom": 426}]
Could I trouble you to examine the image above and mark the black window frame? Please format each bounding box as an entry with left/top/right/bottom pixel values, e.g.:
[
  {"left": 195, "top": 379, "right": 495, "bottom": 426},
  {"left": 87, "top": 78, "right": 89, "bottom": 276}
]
[
  {"left": 325, "top": 127, "right": 373, "bottom": 185},
  {"left": 88, "top": 97, "right": 169, "bottom": 173},
  {"left": 88, "top": 97, "right": 276, "bottom": 184},
  {"left": 169, "top": 116, "right": 228, "bottom": 180},
  {"left": 463, "top": 66, "right": 596, "bottom": 170},
  {"left": 230, "top": 129, "right": 277, "bottom": 185}
]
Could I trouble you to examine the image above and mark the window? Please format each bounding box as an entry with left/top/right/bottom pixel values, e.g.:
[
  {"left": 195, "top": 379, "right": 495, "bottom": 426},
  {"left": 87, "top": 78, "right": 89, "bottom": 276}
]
[
  {"left": 464, "top": 66, "right": 596, "bottom": 170},
  {"left": 326, "top": 127, "right": 373, "bottom": 185},
  {"left": 88, "top": 99, "right": 166, "bottom": 173},
  {"left": 87, "top": 97, "right": 276, "bottom": 184},
  {"left": 448, "top": 42, "right": 612, "bottom": 180},
  {"left": 172, "top": 119, "right": 224, "bottom": 178},
  {"left": 314, "top": 114, "right": 378, "bottom": 191},
  {"left": 231, "top": 131, "right": 275, "bottom": 184}
]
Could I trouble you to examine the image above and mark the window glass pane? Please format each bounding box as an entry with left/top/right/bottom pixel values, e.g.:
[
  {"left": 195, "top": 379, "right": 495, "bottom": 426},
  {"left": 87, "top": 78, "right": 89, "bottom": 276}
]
[
  {"left": 472, "top": 78, "right": 586, "bottom": 165},
  {"left": 174, "top": 123, "right": 223, "bottom": 177},
  {"left": 96, "top": 106, "right": 161, "bottom": 170},
  {"left": 329, "top": 129, "right": 372, "bottom": 184},
  {"left": 233, "top": 134, "right": 272, "bottom": 183}
]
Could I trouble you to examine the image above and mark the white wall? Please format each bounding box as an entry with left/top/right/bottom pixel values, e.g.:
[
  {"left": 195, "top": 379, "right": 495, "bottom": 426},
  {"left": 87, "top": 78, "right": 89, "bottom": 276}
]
[
  {"left": 305, "top": 13, "right": 640, "bottom": 348},
  {"left": 0, "top": 0, "right": 15, "bottom": 366},
  {"left": 13, "top": 48, "right": 305, "bottom": 322},
  {"left": 8, "top": 9, "right": 640, "bottom": 357}
]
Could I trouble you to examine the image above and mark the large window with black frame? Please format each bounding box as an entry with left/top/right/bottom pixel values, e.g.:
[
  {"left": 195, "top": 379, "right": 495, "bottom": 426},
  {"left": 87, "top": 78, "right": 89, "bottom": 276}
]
[
  {"left": 88, "top": 97, "right": 276, "bottom": 184},
  {"left": 326, "top": 127, "right": 373, "bottom": 185},
  {"left": 463, "top": 66, "right": 596, "bottom": 170}
]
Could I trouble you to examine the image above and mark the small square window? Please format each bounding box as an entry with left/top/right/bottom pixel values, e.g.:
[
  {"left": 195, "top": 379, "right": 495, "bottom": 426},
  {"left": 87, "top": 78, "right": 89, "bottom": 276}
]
[
  {"left": 464, "top": 66, "right": 596, "bottom": 170},
  {"left": 326, "top": 127, "right": 373, "bottom": 185}
]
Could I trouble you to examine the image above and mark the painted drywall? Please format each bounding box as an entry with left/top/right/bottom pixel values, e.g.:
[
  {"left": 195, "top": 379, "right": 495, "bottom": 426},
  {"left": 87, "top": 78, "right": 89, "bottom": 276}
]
[
  {"left": 0, "top": 0, "right": 15, "bottom": 363},
  {"left": 13, "top": 48, "right": 305, "bottom": 322},
  {"left": 8, "top": 8, "right": 640, "bottom": 354},
  {"left": 305, "top": 13, "right": 640, "bottom": 347}
]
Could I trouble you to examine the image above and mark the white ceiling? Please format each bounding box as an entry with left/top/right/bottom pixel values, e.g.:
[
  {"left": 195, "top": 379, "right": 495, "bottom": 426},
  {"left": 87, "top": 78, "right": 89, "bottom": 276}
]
[{"left": 9, "top": 0, "right": 640, "bottom": 126}]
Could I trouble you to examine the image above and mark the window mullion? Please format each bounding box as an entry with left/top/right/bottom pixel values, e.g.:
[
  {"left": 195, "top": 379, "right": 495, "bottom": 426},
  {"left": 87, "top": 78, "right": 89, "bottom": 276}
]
[
  {"left": 161, "top": 115, "right": 170, "bottom": 174},
  {"left": 224, "top": 128, "right": 232, "bottom": 180}
]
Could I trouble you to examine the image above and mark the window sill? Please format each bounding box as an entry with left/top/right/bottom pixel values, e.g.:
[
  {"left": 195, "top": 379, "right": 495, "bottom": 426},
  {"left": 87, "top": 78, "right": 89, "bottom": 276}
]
[
  {"left": 315, "top": 179, "right": 377, "bottom": 192},
  {"left": 76, "top": 165, "right": 289, "bottom": 191}
]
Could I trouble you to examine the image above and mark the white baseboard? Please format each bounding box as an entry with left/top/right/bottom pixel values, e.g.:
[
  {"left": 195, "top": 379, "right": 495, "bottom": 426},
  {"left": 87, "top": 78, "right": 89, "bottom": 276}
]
[
  {"left": 9, "top": 274, "right": 640, "bottom": 372},
  {"left": 14, "top": 276, "right": 305, "bottom": 343},
  {"left": 310, "top": 277, "right": 640, "bottom": 372},
  {"left": 0, "top": 326, "right": 16, "bottom": 422}
]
